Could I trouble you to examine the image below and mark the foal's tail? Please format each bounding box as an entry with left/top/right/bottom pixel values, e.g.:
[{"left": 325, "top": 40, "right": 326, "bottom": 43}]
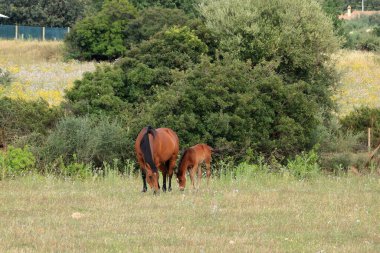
[{"left": 140, "top": 126, "right": 158, "bottom": 173}]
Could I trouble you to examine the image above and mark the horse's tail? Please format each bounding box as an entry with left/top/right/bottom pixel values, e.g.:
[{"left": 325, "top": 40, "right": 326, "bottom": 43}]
[{"left": 140, "top": 126, "right": 158, "bottom": 173}]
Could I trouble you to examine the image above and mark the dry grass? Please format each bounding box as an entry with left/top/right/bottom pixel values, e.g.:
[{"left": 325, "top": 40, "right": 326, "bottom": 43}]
[
  {"left": 0, "top": 174, "right": 379, "bottom": 252},
  {"left": 0, "top": 40, "right": 97, "bottom": 105},
  {"left": 0, "top": 40, "right": 63, "bottom": 65},
  {"left": 333, "top": 50, "right": 380, "bottom": 117}
]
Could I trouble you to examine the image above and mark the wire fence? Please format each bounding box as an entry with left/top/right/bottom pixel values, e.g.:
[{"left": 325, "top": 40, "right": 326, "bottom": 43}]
[{"left": 0, "top": 24, "right": 69, "bottom": 40}]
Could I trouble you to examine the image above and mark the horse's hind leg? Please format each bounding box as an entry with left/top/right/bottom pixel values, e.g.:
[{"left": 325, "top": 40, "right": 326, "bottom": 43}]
[
  {"left": 167, "top": 158, "right": 176, "bottom": 192},
  {"left": 160, "top": 164, "right": 167, "bottom": 192}
]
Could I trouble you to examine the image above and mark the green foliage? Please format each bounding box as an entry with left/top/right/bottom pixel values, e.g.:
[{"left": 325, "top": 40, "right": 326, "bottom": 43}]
[
  {"left": 128, "top": 26, "right": 208, "bottom": 70},
  {"left": 0, "top": 0, "right": 89, "bottom": 27},
  {"left": 65, "top": 65, "right": 126, "bottom": 115},
  {"left": 0, "top": 146, "right": 36, "bottom": 179},
  {"left": 0, "top": 68, "right": 12, "bottom": 86},
  {"left": 128, "top": 0, "right": 198, "bottom": 16},
  {"left": 319, "top": 0, "right": 345, "bottom": 36},
  {"left": 64, "top": 0, "right": 138, "bottom": 60},
  {"left": 42, "top": 116, "right": 131, "bottom": 168},
  {"left": 66, "top": 26, "right": 207, "bottom": 115},
  {"left": 342, "top": 15, "right": 380, "bottom": 51},
  {"left": 286, "top": 149, "right": 320, "bottom": 179},
  {"left": 0, "top": 97, "right": 62, "bottom": 146},
  {"left": 340, "top": 107, "right": 380, "bottom": 145},
  {"left": 126, "top": 7, "right": 190, "bottom": 43},
  {"left": 199, "top": 0, "right": 339, "bottom": 109},
  {"left": 56, "top": 156, "right": 92, "bottom": 179},
  {"left": 143, "top": 56, "right": 321, "bottom": 160}
]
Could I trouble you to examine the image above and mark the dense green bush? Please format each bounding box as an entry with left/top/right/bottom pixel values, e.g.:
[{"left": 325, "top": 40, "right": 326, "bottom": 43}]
[
  {"left": 42, "top": 116, "right": 132, "bottom": 168},
  {"left": 0, "top": 97, "right": 62, "bottom": 146},
  {"left": 142, "top": 56, "right": 321, "bottom": 160},
  {"left": 340, "top": 107, "right": 380, "bottom": 146},
  {"left": 129, "top": 0, "right": 198, "bottom": 16},
  {"left": 64, "top": 65, "right": 127, "bottom": 115},
  {"left": 126, "top": 7, "right": 190, "bottom": 43},
  {"left": 65, "top": 0, "right": 138, "bottom": 60},
  {"left": 0, "top": 0, "right": 91, "bottom": 27},
  {"left": 0, "top": 146, "right": 36, "bottom": 179},
  {"left": 66, "top": 26, "right": 207, "bottom": 115},
  {"left": 127, "top": 26, "right": 208, "bottom": 70},
  {"left": 342, "top": 14, "right": 380, "bottom": 51}
]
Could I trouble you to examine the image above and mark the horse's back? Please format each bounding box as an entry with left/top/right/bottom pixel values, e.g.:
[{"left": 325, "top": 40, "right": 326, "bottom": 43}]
[{"left": 189, "top": 144, "right": 212, "bottom": 162}]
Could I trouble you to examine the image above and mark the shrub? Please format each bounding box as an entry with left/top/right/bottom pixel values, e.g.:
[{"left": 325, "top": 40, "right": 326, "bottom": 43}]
[
  {"left": 65, "top": 0, "right": 138, "bottom": 60},
  {"left": 56, "top": 156, "right": 92, "bottom": 179},
  {"left": 64, "top": 65, "right": 127, "bottom": 115},
  {"left": 286, "top": 149, "right": 320, "bottom": 179},
  {"left": 0, "top": 97, "right": 62, "bottom": 146},
  {"left": 42, "top": 116, "right": 131, "bottom": 168},
  {"left": 0, "top": 146, "right": 36, "bottom": 179},
  {"left": 66, "top": 26, "right": 207, "bottom": 115},
  {"left": 128, "top": 26, "right": 208, "bottom": 70},
  {"left": 142, "top": 56, "right": 321, "bottom": 160},
  {"left": 340, "top": 107, "right": 380, "bottom": 146},
  {"left": 126, "top": 7, "right": 190, "bottom": 43}
]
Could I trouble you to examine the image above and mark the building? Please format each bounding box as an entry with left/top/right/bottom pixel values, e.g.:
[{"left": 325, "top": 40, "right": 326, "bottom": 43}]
[{"left": 339, "top": 5, "right": 380, "bottom": 20}]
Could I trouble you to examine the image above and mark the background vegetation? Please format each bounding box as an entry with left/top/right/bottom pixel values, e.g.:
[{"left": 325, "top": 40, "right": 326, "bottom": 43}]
[
  {"left": 1, "top": 0, "right": 380, "bottom": 177},
  {"left": 1, "top": 1, "right": 379, "bottom": 250}
]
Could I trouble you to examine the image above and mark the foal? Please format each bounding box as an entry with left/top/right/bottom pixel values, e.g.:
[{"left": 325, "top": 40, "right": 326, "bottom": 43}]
[{"left": 176, "top": 144, "right": 213, "bottom": 191}]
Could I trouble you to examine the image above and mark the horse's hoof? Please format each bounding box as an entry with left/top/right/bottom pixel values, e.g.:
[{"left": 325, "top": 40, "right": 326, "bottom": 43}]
[
  {"left": 168, "top": 188, "right": 172, "bottom": 192},
  {"left": 141, "top": 188, "right": 147, "bottom": 193}
]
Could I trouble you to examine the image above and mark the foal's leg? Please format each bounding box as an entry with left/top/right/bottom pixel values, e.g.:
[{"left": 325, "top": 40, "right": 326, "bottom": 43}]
[
  {"left": 197, "top": 162, "right": 202, "bottom": 189},
  {"left": 189, "top": 165, "right": 196, "bottom": 190},
  {"left": 205, "top": 158, "right": 211, "bottom": 187}
]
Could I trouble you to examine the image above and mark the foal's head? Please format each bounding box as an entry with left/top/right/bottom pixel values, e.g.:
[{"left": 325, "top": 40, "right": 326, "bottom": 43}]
[{"left": 176, "top": 149, "right": 189, "bottom": 191}]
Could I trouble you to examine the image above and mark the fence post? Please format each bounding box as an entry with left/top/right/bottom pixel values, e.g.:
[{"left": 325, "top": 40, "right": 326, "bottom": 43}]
[
  {"left": 42, "top": 26, "right": 45, "bottom": 41},
  {"left": 15, "top": 24, "right": 18, "bottom": 39},
  {"left": 67, "top": 27, "right": 70, "bottom": 33},
  {"left": 368, "top": 128, "right": 371, "bottom": 154}
]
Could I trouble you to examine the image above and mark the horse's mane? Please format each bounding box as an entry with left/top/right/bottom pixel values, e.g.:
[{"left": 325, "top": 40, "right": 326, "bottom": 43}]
[
  {"left": 140, "top": 126, "right": 158, "bottom": 172},
  {"left": 176, "top": 148, "right": 189, "bottom": 174}
]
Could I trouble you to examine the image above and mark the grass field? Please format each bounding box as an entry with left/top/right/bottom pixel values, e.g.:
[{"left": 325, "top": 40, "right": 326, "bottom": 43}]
[
  {"left": 0, "top": 40, "right": 96, "bottom": 105},
  {"left": 333, "top": 50, "right": 380, "bottom": 116},
  {"left": 0, "top": 174, "right": 379, "bottom": 252}
]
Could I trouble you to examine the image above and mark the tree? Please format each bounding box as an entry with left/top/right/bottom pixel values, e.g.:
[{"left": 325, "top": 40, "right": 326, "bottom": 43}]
[
  {"left": 199, "top": 0, "right": 340, "bottom": 108},
  {"left": 126, "top": 7, "right": 190, "bottom": 43},
  {"left": 142, "top": 56, "right": 321, "bottom": 159},
  {"left": 66, "top": 26, "right": 208, "bottom": 115},
  {"left": 64, "top": 0, "right": 138, "bottom": 60},
  {"left": 0, "top": 0, "right": 89, "bottom": 27},
  {"left": 128, "top": 0, "right": 198, "bottom": 16}
]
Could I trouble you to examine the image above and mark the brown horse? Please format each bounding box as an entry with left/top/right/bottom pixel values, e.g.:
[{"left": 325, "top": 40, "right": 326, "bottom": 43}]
[
  {"left": 135, "top": 126, "right": 179, "bottom": 193},
  {"left": 176, "top": 144, "right": 213, "bottom": 191}
]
